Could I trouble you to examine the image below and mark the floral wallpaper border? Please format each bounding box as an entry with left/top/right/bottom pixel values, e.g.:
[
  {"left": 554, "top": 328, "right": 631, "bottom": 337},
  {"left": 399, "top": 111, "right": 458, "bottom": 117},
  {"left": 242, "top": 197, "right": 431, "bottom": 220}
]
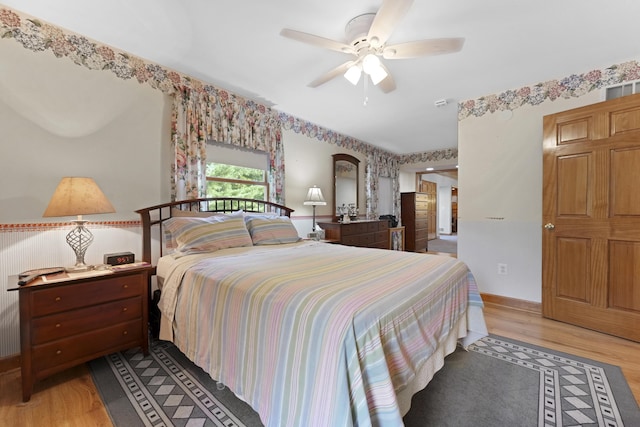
[
  {"left": 6, "top": 6, "right": 636, "bottom": 168},
  {"left": 458, "top": 61, "right": 640, "bottom": 120},
  {"left": 0, "top": 6, "right": 447, "bottom": 165}
]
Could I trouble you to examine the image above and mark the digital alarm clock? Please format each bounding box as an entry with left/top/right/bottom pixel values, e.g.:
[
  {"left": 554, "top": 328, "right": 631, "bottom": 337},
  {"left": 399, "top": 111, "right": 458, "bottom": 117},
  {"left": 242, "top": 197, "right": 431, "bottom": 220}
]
[{"left": 104, "top": 252, "right": 135, "bottom": 266}]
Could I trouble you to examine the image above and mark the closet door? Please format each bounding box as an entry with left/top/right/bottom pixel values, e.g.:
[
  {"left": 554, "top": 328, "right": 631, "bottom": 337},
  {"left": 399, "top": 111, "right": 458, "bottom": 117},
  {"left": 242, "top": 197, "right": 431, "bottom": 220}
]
[{"left": 542, "top": 93, "right": 640, "bottom": 342}]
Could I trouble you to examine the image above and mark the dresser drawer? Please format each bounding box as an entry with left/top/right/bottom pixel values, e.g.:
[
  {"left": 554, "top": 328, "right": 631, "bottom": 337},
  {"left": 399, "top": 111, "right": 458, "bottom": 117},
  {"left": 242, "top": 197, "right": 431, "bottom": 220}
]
[
  {"left": 374, "top": 231, "right": 387, "bottom": 243},
  {"left": 366, "top": 222, "right": 380, "bottom": 233},
  {"left": 359, "top": 233, "right": 376, "bottom": 246},
  {"left": 371, "top": 240, "right": 388, "bottom": 249},
  {"left": 31, "top": 296, "right": 142, "bottom": 345},
  {"left": 415, "top": 209, "right": 428, "bottom": 219},
  {"left": 32, "top": 319, "right": 142, "bottom": 375},
  {"left": 317, "top": 221, "right": 389, "bottom": 249},
  {"left": 416, "top": 228, "right": 430, "bottom": 240},
  {"left": 31, "top": 274, "right": 143, "bottom": 317},
  {"left": 415, "top": 200, "right": 429, "bottom": 210},
  {"left": 415, "top": 237, "right": 428, "bottom": 251},
  {"left": 342, "top": 223, "right": 369, "bottom": 236},
  {"left": 343, "top": 233, "right": 373, "bottom": 246},
  {"left": 415, "top": 218, "right": 428, "bottom": 230}
]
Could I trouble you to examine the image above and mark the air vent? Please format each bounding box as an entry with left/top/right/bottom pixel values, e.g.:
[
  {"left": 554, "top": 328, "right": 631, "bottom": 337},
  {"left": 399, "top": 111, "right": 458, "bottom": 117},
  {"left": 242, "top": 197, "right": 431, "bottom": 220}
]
[{"left": 605, "top": 80, "right": 640, "bottom": 100}]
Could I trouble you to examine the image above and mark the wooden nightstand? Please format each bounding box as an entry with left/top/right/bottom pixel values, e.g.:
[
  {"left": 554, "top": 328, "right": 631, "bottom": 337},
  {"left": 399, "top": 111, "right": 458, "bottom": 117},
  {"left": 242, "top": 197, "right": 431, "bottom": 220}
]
[{"left": 11, "top": 266, "right": 152, "bottom": 402}]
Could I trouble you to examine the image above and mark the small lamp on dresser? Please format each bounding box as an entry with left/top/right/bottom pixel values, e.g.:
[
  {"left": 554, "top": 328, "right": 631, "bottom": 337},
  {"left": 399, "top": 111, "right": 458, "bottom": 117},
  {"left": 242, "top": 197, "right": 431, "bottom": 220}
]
[
  {"left": 42, "top": 176, "right": 116, "bottom": 271},
  {"left": 303, "top": 185, "right": 326, "bottom": 239}
]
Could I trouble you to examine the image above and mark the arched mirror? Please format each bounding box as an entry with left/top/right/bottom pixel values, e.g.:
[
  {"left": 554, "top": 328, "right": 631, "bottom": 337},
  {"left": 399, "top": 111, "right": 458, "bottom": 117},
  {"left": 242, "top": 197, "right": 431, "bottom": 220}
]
[{"left": 333, "top": 153, "right": 360, "bottom": 221}]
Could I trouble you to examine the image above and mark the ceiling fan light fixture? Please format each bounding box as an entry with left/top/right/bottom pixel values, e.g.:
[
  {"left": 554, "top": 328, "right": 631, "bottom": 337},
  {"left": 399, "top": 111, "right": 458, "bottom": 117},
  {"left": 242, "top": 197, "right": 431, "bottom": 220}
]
[
  {"left": 344, "top": 65, "right": 362, "bottom": 85},
  {"left": 369, "top": 63, "right": 388, "bottom": 85},
  {"left": 361, "top": 53, "right": 387, "bottom": 85},
  {"left": 362, "top": 54, "right": 381, "bottom": 74},
  {"left": 281, "top": 0, "right": 465, "bottom": 95}
]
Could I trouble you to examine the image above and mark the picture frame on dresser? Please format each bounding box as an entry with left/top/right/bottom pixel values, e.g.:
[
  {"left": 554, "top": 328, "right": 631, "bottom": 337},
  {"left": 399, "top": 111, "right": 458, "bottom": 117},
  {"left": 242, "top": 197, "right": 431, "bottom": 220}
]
[{"left": 389, "top": 226, "right": 405, "bottom": 251}]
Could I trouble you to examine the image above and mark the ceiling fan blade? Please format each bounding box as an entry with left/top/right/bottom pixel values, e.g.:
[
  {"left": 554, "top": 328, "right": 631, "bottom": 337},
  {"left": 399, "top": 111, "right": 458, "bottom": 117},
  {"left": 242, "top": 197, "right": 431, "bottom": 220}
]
[
  {"left": 308, "top": 60, "right": 358, "bottom": 88},
  {"left": 376, "top": 62, "right": 396, "bottom": 93},
  {"left": 367, "top": 0, "right": 414, "bottom": 47},
  {"left": 383, "top": 38, "right": 465, "bottom": 59},
  {"left": 280, "top": 28, "right": 354, "bottom": 54}
]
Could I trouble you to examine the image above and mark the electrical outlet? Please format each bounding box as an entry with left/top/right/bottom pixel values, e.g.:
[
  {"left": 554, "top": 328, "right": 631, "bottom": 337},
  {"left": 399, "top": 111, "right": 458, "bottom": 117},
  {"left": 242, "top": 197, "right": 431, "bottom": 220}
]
[{"left": 497, "top": 263, "right": 508, "bottom": 275}]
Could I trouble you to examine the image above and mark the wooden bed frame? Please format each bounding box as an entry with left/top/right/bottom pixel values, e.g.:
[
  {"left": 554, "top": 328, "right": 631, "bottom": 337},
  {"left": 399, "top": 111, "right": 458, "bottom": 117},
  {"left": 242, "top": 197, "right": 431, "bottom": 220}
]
[{"left": 135, "top": 197, "right": 294, "bottom": 265}]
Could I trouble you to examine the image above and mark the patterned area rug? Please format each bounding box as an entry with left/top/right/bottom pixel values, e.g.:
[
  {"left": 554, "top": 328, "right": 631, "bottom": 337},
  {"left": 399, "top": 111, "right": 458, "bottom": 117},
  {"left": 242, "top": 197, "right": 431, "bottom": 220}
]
[
  {"left": 89, "top": 335, "right": 640, "bottom": 426},
  {"left": 474, "top": 336, "right": 630, "bottom": 426}
]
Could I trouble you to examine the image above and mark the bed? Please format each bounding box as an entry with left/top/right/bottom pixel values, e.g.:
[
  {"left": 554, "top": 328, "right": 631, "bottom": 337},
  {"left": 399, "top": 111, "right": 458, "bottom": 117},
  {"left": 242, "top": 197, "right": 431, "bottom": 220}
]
[{"left": 136, "top": 198, "right": 487, "bottom": 427}]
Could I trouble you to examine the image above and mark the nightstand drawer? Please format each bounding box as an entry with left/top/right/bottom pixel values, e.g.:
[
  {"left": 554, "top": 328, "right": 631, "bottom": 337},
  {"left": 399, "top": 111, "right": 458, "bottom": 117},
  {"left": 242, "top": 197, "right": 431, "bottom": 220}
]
[
  {"left": 17, "top": 266, "right": 151, "bottom": 402},
  {"left": 32, "top": 319, "right": 142, "bottom": 374},
  {"left": 31, "top": 296, "right": 142, "bottom": 345},
  {"left": 31, "top": 274, "right": 143, "bottom": 317}
]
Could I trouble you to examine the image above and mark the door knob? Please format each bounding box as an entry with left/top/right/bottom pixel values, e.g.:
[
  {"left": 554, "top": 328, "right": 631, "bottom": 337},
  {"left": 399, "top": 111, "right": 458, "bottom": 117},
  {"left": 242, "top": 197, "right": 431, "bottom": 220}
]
[{"left": 544, "top": 223, "right": 555, "bottom": 230}]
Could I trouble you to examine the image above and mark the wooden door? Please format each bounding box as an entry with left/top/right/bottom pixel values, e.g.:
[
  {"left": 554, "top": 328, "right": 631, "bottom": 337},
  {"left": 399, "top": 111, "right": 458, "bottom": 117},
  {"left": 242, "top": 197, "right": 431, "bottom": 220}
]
[
  {"left": 542, "top": 93, "right": 640, "bottom": 342},
  {"left": 419, "top": 180, "right": 437, "bottom": 239},
  {"left": 451, "top": 187, "right": 458, "bottom": 233}
]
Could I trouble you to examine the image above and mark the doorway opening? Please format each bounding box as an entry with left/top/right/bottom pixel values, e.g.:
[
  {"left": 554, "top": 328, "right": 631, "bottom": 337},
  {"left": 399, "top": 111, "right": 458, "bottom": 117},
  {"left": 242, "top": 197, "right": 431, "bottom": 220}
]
[{"left": 418, "top": 169, "right": 458, "bottom": 255}]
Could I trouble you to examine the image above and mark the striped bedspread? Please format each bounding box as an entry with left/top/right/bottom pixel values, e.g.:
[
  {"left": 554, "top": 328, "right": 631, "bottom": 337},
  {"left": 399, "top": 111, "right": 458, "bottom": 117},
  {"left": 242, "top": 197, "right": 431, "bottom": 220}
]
[{"left": 157, "top": 241, "right": 487, "bottom": 427}]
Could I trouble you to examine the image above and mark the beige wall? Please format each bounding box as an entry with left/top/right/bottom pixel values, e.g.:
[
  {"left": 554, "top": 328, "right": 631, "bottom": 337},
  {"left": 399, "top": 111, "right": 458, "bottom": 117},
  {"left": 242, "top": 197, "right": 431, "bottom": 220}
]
[
  {"left": 458, "top": 92, "right": 602, "bottom": 302},
  {"left": 0, "top": 38, "right": 171, "bottom": 224},
  {"left": 283, "top": 129, "right": 365, "bottom": 235},
  {"left": 0, "top": 38, "right": 173, "bottom": 357}
]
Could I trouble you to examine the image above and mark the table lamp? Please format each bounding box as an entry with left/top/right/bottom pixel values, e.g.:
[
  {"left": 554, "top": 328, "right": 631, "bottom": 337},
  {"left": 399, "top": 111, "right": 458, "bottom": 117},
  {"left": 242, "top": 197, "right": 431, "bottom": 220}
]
[
  {"left": 43, "top": 177, "right": 116, "bottom": 271},
  {"left": 303, "top": 185, "right": 326, "bottom": 238}
]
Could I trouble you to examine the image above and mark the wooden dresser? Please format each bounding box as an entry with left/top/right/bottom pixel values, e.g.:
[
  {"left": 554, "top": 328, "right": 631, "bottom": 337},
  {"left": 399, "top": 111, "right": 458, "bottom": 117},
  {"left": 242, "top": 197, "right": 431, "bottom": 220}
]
[
  {"left": 317, "top": 220, "right": 389, "bottom": 249},
  {"left": 14, "top": 266, "right": 152, "bottom": 401},
  {"left": 401, "top": 192, "right": 429, "bottom": 252}
]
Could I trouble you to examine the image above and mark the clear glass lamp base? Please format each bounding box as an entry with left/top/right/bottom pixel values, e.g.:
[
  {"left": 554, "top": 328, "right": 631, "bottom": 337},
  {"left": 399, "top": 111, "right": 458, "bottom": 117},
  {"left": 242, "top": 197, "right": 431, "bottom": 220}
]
[{"left": 65, "top": 220, "right": 94, "bottom": 272}]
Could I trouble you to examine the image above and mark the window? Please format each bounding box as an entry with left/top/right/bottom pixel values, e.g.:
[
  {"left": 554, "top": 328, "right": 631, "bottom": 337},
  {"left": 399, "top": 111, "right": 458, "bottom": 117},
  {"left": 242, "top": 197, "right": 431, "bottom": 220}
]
[
  {"left": 206, "top": 163, "right": 267, "bottom": 200},
  {"left": 205, "top": 142, "right": 269, "bottom": 200}
]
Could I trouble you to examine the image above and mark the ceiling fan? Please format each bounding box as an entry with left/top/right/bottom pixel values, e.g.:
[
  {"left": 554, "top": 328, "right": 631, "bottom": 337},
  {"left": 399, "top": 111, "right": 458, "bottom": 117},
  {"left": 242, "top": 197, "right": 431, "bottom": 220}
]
[{"left": 280, "top": 0, "right": 464, "bottom": 93}]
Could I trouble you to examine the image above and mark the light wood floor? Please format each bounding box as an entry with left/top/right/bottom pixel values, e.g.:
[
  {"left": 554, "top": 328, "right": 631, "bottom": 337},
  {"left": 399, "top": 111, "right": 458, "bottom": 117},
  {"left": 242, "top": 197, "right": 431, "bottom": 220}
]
[{"left": 1, "top": 303, "right": 639, "bottom": 426}]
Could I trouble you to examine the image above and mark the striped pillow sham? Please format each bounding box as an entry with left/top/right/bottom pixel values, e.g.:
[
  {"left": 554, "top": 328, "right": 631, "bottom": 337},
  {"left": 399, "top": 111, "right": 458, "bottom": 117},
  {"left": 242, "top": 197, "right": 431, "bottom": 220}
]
[
  {"left": 245, "top": 216, "right": 301, "bottom": 245},
  {"left": 164, "top": 215, "right": 252, "bottom": 254}
]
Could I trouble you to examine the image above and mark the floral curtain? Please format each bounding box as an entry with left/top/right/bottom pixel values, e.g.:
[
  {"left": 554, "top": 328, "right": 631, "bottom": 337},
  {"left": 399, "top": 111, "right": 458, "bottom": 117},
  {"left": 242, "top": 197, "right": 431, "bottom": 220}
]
[
  {"left": 267, "top": 133, "right": 285, "bottom": 204},
  {"left": 171, "top": 87, "right": 208, "bottom": 200},
  {"left": 171, "top": 85, "right": 285, "bottom": 203},
  {"left": 366, "top": 151, "right": 400, "bottom": 220},
  {"left": 365, "top": 151, "right": 400, "bottom": 219}
]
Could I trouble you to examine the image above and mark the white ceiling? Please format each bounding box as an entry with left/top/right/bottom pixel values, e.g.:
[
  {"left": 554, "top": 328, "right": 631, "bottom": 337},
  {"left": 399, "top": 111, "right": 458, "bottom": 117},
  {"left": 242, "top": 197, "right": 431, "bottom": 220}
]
[{"left": 3, "top": 0, "right": 640, "bottom": 157}]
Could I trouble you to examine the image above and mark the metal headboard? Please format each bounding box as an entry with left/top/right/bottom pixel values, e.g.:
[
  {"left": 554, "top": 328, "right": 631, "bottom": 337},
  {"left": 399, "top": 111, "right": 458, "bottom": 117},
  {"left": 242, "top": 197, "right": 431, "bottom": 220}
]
[{"left": 135, "top": 198, "right": 294, "bottom": 264}]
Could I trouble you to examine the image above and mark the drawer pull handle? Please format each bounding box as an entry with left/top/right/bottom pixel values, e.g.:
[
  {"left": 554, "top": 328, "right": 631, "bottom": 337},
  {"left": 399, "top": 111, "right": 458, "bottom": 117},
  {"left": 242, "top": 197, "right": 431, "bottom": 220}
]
[
  {"left": 55, "top": 323, "right": 61, "bottom": 328},
  {"left": 122, "top": 307, "right": 128, "bottom": 312},
  {"left": 55, "top": 297, "right": 61, "bottom": 302},
  {"left": 123, "top": 331, "right": 128, "bottom": 335},
  {"left": 56, "top": 350, "right": 62, "bottom": 355},
  {"left": 123, "top": 284, "right": 128, "bottom": 289}
]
